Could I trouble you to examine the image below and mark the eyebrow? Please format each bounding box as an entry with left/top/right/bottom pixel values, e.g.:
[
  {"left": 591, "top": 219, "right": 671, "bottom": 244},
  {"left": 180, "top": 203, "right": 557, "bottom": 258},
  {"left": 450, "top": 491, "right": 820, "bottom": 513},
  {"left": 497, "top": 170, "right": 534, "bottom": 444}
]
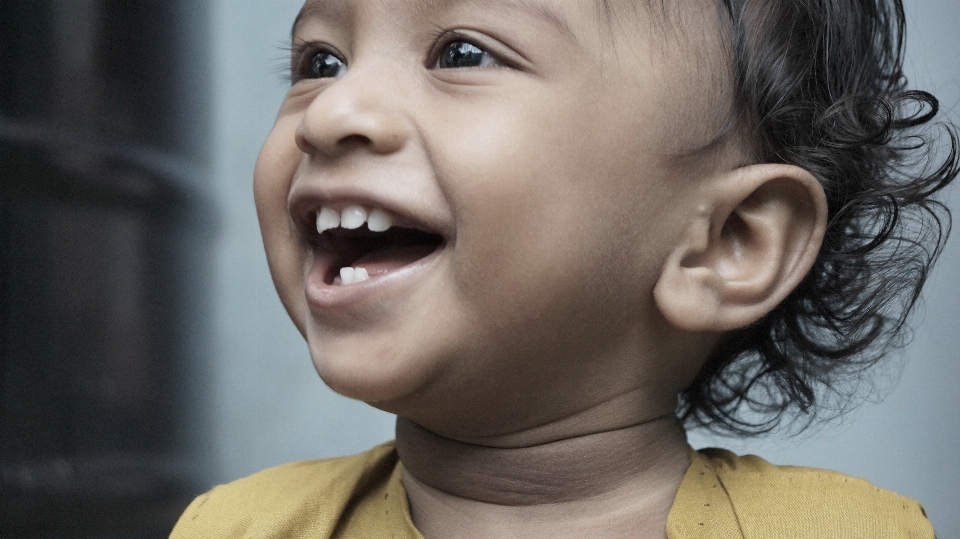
[{"left": 292, "top": 0, "right": 578, "bottom": 43}]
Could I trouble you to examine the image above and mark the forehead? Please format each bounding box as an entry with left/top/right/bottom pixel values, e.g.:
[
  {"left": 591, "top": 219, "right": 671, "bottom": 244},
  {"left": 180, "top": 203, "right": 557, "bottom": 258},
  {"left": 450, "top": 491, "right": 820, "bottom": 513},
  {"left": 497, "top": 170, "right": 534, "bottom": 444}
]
[
  {"left": 294, "top": 0, "right": 580, "bottom": 31},
  {"left": 291, "top": 0, "right": 606, "bottom": 48},
  {"left": 291, "top": 0, "right": 725, "bottom": 54}
]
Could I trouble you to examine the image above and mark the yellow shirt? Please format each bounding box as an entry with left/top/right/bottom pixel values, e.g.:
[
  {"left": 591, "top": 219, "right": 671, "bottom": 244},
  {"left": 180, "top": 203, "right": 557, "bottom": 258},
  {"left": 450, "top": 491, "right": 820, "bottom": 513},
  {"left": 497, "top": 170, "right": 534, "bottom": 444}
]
[{"left": 171, "top": 442, "right": 934, "bottom": 538}]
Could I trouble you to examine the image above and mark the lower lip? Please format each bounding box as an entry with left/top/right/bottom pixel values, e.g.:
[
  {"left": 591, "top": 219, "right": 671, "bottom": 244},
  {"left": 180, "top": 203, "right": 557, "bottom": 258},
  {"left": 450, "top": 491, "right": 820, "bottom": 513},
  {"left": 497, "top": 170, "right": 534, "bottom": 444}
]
[{"left": 304, "top": 246, "right": 444, "bottom": 311}]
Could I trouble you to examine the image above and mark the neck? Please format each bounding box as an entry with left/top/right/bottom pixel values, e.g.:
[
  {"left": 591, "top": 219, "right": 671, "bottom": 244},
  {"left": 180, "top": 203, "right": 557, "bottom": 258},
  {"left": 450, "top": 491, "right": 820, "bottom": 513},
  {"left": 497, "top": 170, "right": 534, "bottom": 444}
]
[
  {"left": 398, "top": 415, "right": 690, "bottom": 538},
  {"left": 397, "top": 414, "right": 690, "bottom": 506},
  {"left": 396, "top": 414, "right": 689, "bottom": 506}
]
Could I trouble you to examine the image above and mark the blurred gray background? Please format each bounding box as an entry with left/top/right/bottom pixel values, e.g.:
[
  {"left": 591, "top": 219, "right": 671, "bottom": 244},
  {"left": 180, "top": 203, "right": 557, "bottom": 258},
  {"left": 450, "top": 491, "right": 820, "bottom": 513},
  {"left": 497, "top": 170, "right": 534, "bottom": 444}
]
[{"left": 1, "top": 0, "right": 957, "bottom": 537}]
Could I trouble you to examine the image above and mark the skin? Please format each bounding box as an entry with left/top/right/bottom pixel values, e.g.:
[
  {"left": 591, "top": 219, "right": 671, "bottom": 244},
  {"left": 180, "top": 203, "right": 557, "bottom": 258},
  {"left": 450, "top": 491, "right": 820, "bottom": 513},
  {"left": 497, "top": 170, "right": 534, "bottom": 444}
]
[{"left": 253, "top": 0, "right": 828, "bottom": 537}]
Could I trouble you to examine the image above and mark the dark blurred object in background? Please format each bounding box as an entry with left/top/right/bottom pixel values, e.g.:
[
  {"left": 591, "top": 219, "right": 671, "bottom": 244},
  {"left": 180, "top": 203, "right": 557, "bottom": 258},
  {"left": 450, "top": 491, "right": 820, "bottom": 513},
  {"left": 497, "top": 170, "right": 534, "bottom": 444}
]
[{"left": 1, "top": 1, "right": 208, "bottom": 537}]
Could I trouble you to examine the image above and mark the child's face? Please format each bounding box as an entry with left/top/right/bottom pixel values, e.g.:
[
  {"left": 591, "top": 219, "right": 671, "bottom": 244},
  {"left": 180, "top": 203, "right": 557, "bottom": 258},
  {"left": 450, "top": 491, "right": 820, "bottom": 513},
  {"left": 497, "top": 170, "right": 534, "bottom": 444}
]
[{"left": 255, "top": 0, "right": 732, "bottom": 437}]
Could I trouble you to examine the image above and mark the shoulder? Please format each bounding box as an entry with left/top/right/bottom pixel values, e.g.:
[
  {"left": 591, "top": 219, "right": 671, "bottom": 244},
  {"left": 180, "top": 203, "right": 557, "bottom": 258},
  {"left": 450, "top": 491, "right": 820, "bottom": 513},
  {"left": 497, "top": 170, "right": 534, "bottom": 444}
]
[
  {"left": 689, "top": 447, "right": 935, "bottom": 538},
  {"left": 170, "top": 442, "right": 403, "bottom": 538}
]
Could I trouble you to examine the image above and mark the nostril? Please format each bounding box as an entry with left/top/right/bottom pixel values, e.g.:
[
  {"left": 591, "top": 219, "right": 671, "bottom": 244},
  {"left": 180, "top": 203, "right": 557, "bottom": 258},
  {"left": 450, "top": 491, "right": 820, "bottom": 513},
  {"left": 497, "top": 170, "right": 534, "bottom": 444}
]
[
  {"left": 338, "top": 134, "right": 373, "bottom": 149},
  {"left": 295, "top": 126, "right": 375, "bottom": 157}
]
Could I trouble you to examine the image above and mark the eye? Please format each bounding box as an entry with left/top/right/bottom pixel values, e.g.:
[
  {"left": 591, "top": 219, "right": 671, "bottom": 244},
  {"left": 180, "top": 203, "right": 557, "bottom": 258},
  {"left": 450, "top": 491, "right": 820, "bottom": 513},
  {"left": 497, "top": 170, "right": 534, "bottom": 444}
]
[
  {"left": 436, "top": 41, "right": 501, "bottom": 69},
  {"left": 307, "top": 50, "right": 347, "bottom": 79},
  {"left": 292, "top": 46, "right": 347, "bottom": 83}
]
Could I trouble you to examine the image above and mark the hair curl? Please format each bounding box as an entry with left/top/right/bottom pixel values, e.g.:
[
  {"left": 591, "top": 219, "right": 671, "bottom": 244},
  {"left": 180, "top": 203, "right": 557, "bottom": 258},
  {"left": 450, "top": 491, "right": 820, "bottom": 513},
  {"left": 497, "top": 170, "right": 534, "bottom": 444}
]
[{"left": 678, "top": 0, "right": 960, "bottom": 435}]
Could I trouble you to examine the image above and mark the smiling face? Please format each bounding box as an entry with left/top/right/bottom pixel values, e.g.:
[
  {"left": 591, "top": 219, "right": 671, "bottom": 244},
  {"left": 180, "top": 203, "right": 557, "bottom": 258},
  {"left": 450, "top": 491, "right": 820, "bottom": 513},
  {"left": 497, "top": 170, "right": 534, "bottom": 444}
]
[{"left": 255, "top": 0, "right": 736, "bottom": 439}]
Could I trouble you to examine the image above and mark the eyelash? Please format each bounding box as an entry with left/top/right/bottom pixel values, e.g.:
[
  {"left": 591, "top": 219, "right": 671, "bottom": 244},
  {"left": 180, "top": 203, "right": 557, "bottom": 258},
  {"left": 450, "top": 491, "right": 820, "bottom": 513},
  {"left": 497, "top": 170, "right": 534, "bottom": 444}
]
[{"left": 288, "top": 32, "right": 506, "bottom": 85}]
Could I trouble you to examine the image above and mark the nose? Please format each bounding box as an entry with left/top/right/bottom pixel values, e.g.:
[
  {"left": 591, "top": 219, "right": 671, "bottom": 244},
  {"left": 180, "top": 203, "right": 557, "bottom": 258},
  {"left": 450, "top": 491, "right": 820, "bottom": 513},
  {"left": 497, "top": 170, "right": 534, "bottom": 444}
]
[{"left": 295, "top": 68, "right": 410, "bottom": 158}]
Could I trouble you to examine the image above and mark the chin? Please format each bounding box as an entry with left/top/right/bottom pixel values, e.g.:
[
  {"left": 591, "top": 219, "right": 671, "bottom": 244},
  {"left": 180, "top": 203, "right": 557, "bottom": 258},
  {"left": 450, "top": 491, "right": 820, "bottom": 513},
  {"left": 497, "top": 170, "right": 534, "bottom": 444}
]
[{"left": 307, "top": 336, "right": 439, "bottom": 409}]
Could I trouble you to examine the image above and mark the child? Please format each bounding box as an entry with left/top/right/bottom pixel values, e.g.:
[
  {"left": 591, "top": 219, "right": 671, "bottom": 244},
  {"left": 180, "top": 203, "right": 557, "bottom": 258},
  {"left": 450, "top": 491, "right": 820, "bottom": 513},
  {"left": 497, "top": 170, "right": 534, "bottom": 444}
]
[{"left": 172, "top": 0, "right": 958, "bottom": 537}]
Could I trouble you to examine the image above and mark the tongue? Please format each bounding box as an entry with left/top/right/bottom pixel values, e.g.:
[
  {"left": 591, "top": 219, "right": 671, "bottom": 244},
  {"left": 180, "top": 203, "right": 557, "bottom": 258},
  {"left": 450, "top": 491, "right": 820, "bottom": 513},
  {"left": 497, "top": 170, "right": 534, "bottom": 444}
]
[{"left": 352, "top": 244, "right": 438, "bottom": 275}]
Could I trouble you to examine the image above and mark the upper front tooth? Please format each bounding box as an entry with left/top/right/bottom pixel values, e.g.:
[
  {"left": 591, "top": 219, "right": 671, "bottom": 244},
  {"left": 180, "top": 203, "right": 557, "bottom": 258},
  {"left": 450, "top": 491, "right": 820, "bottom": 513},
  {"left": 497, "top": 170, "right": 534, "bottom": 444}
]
[
  {"left": 367, "top": 209, "right": 393, "bottom": 232},
  {"left": 341, "top": 205, "right": 368, "bottom": 230},
  {"left": 317, "top": 207, "right": 341, "bottom": 233}
]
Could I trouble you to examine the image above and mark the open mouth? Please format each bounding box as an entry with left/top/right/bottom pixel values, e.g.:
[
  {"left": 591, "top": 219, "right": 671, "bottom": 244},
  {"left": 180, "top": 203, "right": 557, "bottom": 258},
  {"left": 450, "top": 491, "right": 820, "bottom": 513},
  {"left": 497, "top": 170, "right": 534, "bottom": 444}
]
[{"left": 309, "top": 205, "right": 445, "bottom": 286}]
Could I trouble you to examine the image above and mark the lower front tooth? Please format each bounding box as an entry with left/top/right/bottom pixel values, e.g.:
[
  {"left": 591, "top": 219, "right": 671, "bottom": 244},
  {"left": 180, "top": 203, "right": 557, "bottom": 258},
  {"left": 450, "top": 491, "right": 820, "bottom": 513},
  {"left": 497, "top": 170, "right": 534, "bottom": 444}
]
[{"left": 338, "top": 266, "right": 369, "bottom": 285}]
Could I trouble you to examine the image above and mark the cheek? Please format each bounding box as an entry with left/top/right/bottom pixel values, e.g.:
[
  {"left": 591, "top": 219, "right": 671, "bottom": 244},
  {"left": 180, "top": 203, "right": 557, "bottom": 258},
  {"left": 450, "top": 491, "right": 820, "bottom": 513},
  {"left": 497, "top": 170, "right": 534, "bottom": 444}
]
[
  {"left": 429, "top": 96, "right": 672, "bottom": 339},
  {"left": 254, "top": 121, "right": 310, "bottom": 331}
]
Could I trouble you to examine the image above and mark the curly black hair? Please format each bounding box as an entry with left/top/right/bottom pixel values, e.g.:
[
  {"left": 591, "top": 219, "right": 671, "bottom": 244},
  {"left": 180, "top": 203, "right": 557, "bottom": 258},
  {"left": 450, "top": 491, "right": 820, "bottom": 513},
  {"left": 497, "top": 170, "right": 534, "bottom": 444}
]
[{"left": 678, "top": 0, "right": 960, "bottom": 435}]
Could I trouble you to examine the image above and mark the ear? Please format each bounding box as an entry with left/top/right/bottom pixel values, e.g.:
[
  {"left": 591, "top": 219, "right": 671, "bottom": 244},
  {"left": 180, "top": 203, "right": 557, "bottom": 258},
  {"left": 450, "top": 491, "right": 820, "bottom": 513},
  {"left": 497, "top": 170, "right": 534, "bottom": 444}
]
[{"left": 654, "top": 164, "right": 827, "bottom": 332}]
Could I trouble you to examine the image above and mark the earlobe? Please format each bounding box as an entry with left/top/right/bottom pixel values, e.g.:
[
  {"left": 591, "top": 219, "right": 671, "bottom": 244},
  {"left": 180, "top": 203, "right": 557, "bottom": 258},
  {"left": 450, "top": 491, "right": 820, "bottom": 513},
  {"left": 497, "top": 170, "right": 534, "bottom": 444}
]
[{"left": 654, "top": 164, "right": 827, "bottom": 332}]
